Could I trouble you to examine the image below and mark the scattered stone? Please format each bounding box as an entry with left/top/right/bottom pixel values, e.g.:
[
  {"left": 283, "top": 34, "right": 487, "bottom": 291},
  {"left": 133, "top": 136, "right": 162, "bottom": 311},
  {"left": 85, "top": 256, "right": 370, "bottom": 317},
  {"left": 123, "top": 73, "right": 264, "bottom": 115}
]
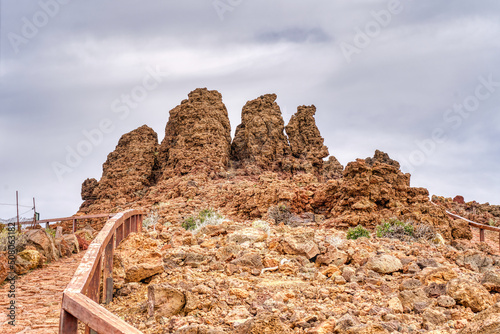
[
  {"left": 365, "top": 254, "right": 402, "bottom": 274},
  {"left": 447, "top": 278, "right": 494, "bottom": 312},
  {"left": 147, "top": 283, "right": 186, "bottom": 318}
]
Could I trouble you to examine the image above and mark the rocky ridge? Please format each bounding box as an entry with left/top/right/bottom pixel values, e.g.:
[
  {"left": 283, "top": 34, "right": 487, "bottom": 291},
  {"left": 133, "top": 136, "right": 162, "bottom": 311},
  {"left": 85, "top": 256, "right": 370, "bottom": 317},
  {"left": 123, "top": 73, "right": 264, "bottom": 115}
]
[{"left": 78, "top": 88, "right": 462, "bottom": 243}]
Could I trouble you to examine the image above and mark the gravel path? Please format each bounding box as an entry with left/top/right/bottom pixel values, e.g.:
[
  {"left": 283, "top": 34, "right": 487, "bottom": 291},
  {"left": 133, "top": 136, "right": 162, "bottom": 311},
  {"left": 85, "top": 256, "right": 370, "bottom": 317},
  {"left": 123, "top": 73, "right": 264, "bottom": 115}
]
[{"left": 0, "top": 251, "right": 85, "bottom": 334}]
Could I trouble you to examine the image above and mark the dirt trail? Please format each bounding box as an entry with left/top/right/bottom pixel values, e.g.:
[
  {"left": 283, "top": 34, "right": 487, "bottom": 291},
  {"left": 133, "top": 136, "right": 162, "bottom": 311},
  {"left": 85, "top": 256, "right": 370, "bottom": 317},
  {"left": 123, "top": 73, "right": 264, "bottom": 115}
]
[{"left": 0, "top": 251, "right": 85, "bottom": 334}]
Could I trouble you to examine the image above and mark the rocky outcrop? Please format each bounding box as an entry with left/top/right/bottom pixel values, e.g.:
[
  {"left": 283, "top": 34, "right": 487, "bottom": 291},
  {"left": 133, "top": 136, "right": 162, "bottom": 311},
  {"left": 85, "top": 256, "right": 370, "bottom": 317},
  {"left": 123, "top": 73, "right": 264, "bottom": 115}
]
[
  {"left": 113, "top": 233, "right": 164, "bottom": 289},
  {"left": 323, "top": 156, "right": 344, "bottom": 180},
  {"left": 231, "top": 94, "right": 291, "bottom": 172},
  {"left": 80, "top": 125, "right": 160, "bottom": 212},
  {"left": 321, "top": 151, "right": 456, "bottom": 239},
  {"left": 285, "top": 105, "right": 329, "bottom": 175},
  {"left": 81, "top": 178, "right": 98, "bottom": 201},
  {"left": 365, "top": 149, "right": 400, "bottom": 168},
  {"left": 160, "top": 88, "right": 231, "bottom": 178}
]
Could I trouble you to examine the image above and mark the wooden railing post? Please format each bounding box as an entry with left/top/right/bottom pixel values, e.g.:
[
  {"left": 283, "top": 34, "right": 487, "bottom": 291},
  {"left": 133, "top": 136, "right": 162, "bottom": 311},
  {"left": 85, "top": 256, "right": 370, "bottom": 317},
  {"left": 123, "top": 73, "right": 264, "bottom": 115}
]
[
  {"left": 102, "top": 234, "right": 115, "bottom": 304},
  {"left": 59, "top": 210, "right": 144, "bottom": 334},
  {"left": 85, "top": 257, "right": 102, "bottom": 334},
  {"left": 137, "top": 214, "right": 143, "bottom": 232},
  {"left": 73, "top": 218, "right": 77, "bottom": 233},
  {"left": 124, "top": 218, "right": 130, "bottom": 238},
  {"left": 59, "top": 308, "right": 78, "bottom": 334},
  {"left": 480, "top": 228, "right": 485, "bottom": 242}
]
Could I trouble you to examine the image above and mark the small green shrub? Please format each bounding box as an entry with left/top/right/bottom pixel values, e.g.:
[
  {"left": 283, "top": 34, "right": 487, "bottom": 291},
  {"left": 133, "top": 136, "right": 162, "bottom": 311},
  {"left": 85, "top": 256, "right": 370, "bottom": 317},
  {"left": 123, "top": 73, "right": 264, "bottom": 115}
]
[
  {"left": 268, "top": 204, "right": 292, "bottom": 225},
  {"left": 346, "top": 225, "right": 371, "bottom": 240},
  {"left": 182, "top": 208, "right": 224, "bottom": 233},
  {"left": 489, "top": 218, "right": 497, "bottom": 227},
  {"left": 45, "top": 227, "right": 56, "bottom": 238},
  {"left": 376, "top": 218, "right": 414, "bottom": 238},
  {"left": 182, "top": 216, "right": 197, "bottom": 231},
  {"left": 376, "top": 218, "right": 435, "bottom": 242}
]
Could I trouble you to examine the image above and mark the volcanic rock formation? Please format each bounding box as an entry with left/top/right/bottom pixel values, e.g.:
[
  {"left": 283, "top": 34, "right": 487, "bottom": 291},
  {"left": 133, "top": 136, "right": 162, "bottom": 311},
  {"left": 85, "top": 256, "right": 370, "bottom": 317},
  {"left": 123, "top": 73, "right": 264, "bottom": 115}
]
[
  {"left": 78, "top": 88, "right": 471, "bottom": 242},
  {"left": 159, "top": 88, "right": 232, "bottom": 178},
  {"left": 231, "top": 94, "right": 291, "bottom": 172},
  {"left": 80, "top": 125, "right": 160, "bottom": 212},
  {"left": 285, "top": 105, "right": 329, "bottom": 175}
]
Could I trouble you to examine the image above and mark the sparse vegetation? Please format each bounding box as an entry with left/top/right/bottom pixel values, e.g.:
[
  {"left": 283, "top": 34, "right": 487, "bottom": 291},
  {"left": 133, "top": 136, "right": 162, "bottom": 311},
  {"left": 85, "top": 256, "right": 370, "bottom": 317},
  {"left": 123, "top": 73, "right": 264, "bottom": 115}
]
[
  {"left": 489, "top": 218, "right": 497, "bottom": 227},
  {"left": 143, "top": 210, "right": 159, "bottom": 231},
  {"left": 376, "top": 218, "right": 436, "bottom": 242},
  {"left": 268, "top": 204, "right": 292, "bottom": 225},
  {"left": 45, "top": 227, "right": 56, "bottom": 238},
  {"left": 0, "top": 229, "right": 28, "bottom": 252},
  {"left": 182, "top": 208, "right": 225, "bottom": 233},
  {"left": 346, "top": 225, "right": 371, "bottom": 240},
  {"left": 252, "top": 220, "right": 271, "bottom": 234}
]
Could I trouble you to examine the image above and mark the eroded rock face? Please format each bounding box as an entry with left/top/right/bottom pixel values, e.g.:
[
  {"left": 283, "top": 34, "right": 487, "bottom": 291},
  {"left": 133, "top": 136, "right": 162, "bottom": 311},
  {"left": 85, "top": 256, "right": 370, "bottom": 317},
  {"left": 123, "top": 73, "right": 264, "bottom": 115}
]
[
  {"left": 160, "top": 88, "right": 231, "bottom": 178},
  {"left": 324, "top": 151, "right": 455, "bottom": 239},
  {"left": 231, "top": 94, "right": 291, "bottom": 172},
  {"left": 113, "top": 233, "right": 164, "bottom": 288},
  {"left": 80, "top": 125, "right": 160, "bottom": 212},
  {"left": 447, "top": 278, "right": 494, "bottom": 312},
  {"left": 323, "top": 156, "right": 344, "bottom": 180},
  {"left": 81, "top": 178, "right": 98, "bottom": 201},
  {"left": 285, "top": 105, "right": 329, "bottom": 175}
]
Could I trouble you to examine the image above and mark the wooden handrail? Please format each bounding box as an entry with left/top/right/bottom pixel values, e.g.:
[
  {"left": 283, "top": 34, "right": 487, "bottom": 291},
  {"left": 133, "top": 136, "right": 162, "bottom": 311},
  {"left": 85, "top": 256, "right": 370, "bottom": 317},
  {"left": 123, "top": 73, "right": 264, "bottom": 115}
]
[
  {"left": 59, "top": 209, "right": 144, "bottom": 334},
  {"left": 432, "top": 201, "right": 500, "bottom": 251},
  {"left": 36, "top": 213, "right": 113, "bottom": 225}
]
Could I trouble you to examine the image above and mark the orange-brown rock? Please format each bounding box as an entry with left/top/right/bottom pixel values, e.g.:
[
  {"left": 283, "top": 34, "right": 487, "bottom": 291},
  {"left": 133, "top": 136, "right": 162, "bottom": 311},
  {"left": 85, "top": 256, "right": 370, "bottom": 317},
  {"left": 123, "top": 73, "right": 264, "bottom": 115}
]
[
  {"left": 285, "top": 105, "right": 329, "bottom": 175},
  {"left": 231, "top": 94, "right": 291, "bottom": 172},
  {"left": 323, "top": 156, "right": 344, "bottom": 180},
  {"left": 81, "top": 178, "right": 98, "bottom": 201},
  {"left": 160, "top": 88, "right": 231, "bottom": 178},
  {"left": 80, "top": 125, "right": 160, "bottom": 212},
  {"left": 322, "top": 151, "right": 455, "bottom": 239}
]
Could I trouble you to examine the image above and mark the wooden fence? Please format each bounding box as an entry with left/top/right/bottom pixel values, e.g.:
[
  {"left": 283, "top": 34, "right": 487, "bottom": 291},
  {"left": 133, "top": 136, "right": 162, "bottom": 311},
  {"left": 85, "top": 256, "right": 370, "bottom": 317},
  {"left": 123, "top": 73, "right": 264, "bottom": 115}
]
[
  {"left": 59, "top": 209, "right": 144, "bottom": 334},
  {"left": 432, "top": 201, "right": 500, "bottom": 251},
  {"left": 35, "top": 213, "right": 113, "bottom": 232}
]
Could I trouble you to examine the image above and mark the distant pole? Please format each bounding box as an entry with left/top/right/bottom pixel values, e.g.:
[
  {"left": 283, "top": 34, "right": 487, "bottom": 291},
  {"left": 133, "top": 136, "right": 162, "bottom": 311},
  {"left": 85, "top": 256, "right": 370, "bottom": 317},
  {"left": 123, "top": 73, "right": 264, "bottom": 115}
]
[
  {"left": 16, "top": 191, "right": 20, "bottom": 232},
  {"left": 33, "top": 197, "right": 37, "bottom": 229}
]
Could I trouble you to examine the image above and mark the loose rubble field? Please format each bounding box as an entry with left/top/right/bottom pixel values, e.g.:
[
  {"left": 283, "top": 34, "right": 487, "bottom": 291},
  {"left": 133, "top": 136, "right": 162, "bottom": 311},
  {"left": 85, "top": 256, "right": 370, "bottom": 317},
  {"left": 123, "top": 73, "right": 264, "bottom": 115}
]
[{"left": 105, "top": 220, "right": 500, "bottom": 333}]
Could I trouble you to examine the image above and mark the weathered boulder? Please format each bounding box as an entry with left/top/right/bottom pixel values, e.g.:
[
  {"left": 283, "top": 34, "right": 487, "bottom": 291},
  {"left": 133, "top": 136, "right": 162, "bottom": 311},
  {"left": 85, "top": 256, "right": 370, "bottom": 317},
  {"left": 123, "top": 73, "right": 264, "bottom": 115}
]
[
  {"left": 446, "top": 278, "right": 494, "bottom": 312},
  {"left": 15, "top": 250, "right": 44, "bottom": 274},
  {"left": 482, "top": 271, "right": 500, "bottom": 292},
  {"left": 54, "top": 237, "right": 72, "bottom": 258},
  {"left": 365, "top": 254, "right": 402, "bottom": 274},
  {"left": 285, "top": 105, "right": 329, "bottom": 175},
  {"left": 113, "top": 233, "right": 164, "bottom": 288},
  {"left": 62, "top": 234, "right": 80, "bottom": 254},
  {"left": 235, "top": 313, "right": 292, "bottom": 334},
  {"left": 160, "top": 88, "right": 231, "bottom": 178},
  {"left": 277, "top": 234, "right": 320, "bottom": 260},
  {"left": 316, "top": 246, "right": 348, "bottom": 267},
  {"left": 231, "top": 94, "right": 290, "bottom": 172},
  {"left": 459, "top": 302, "right": 500, "bottom": 334},
  {"left": 398, "top": 288, "right": 431, "bottom": 313},
  {"left": 148, "top": 283, "right": 186, "bottom": 318},
  {"left": 0, "top": 252, "right": 10, "bottom": 284},
  {"left": 25, "top": 229, "right": 58, "bottom": 262},
  {"left": 227, "top": 228, "right": 267, "bottom": 245}
]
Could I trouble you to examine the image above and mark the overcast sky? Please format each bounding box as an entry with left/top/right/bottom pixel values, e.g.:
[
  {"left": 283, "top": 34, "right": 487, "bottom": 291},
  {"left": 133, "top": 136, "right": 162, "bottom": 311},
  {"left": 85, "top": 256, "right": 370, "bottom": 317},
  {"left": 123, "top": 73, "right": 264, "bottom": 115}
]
[{"left": 1, "top": 0, "right": 499, "bottom": 220}]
